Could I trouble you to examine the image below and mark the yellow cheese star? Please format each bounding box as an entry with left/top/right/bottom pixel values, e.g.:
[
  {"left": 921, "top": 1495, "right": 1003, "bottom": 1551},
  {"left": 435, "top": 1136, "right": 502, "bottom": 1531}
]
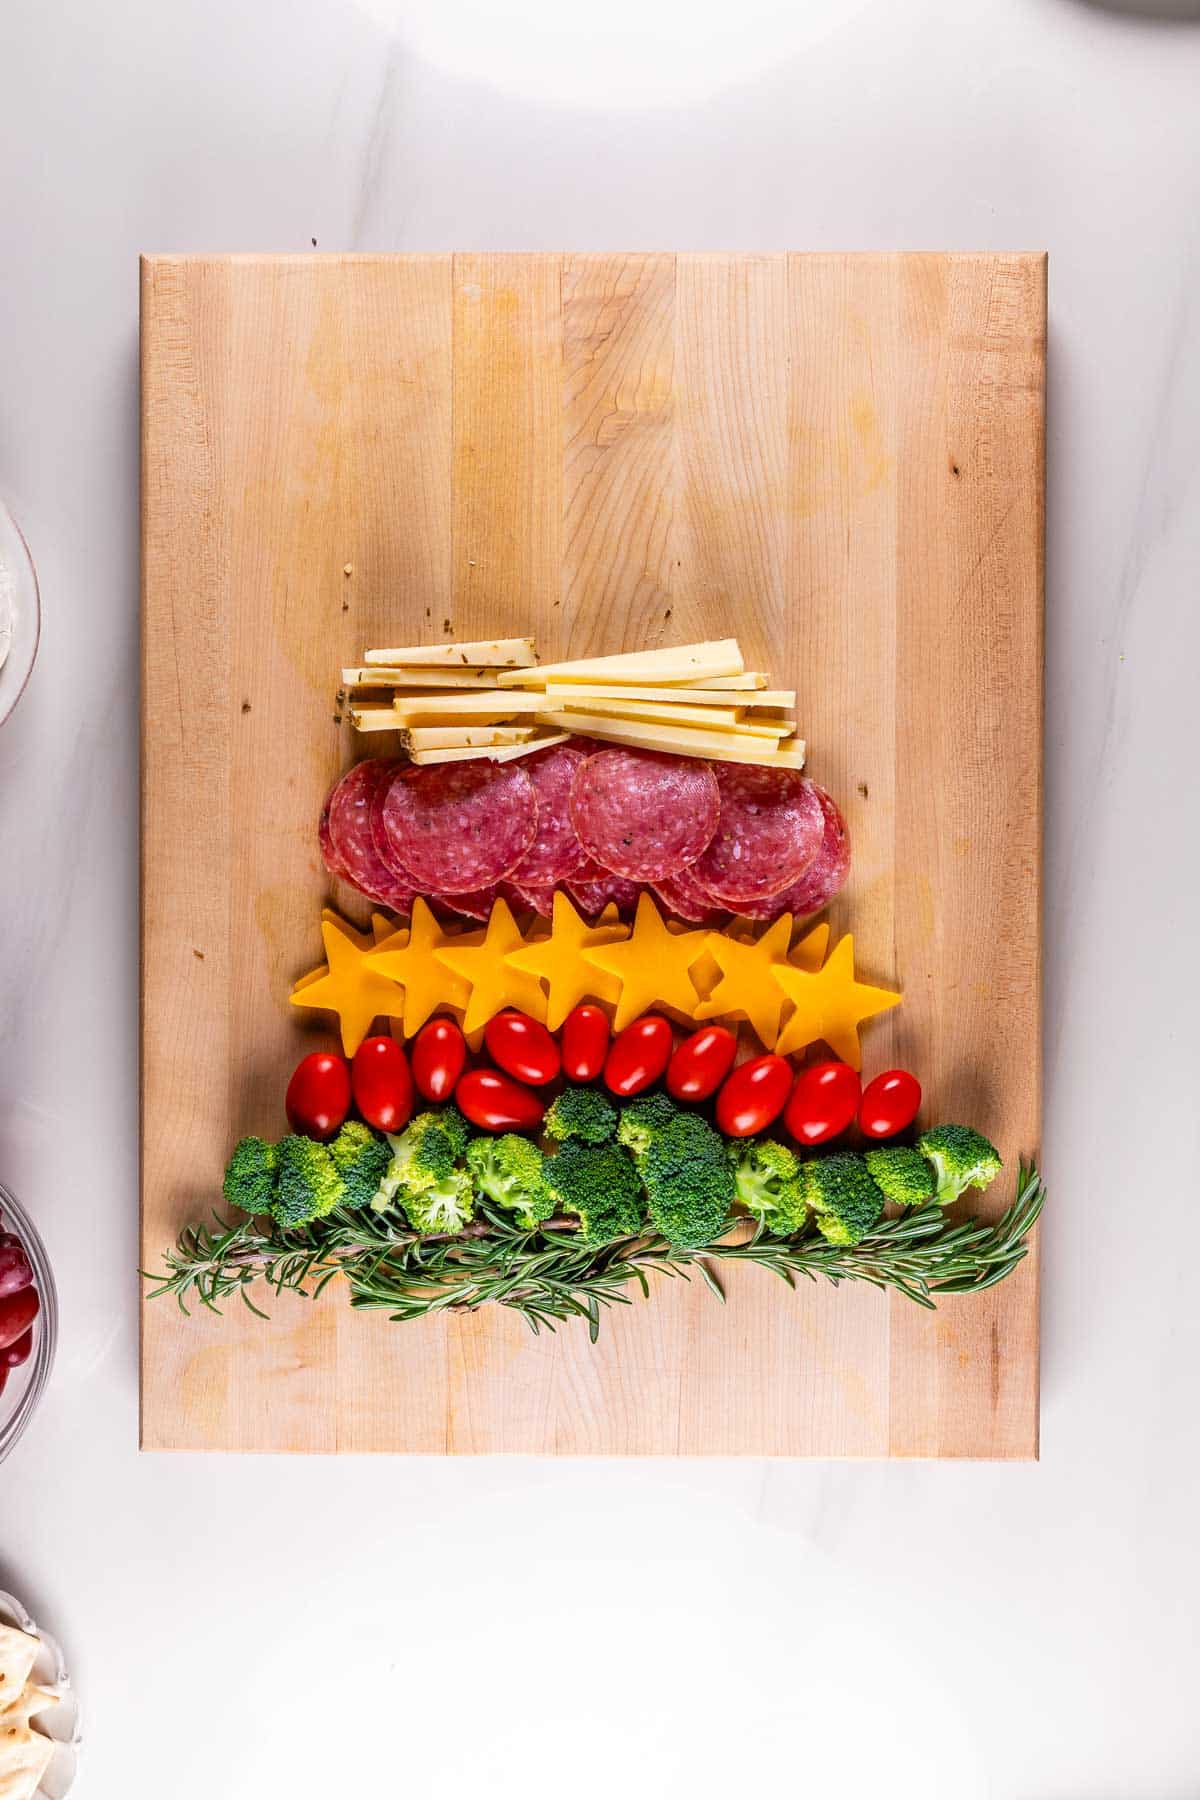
[
  {"left": 365, "top": 897, "right": 480, "bottom": 1037},
  {"left": 693, "top": 914, "right": 798, "bottom": 1048},
  {"left": 771, "top": 933, "right": 901, "bottom": 1068},
  {"left": 433, "top": 896, "right": 549, "bottom": 1034},
  {"left": 289, "top": 912, "right": 408, "bottom": 1055},
  {"left": 790, "top": 921, "right": 830, "bottom": 973},
  {"left": 504, "top": 890, "right": 627, "bottom": 1031},
  {"left": 581, "top": 892, "right": 712, "bottom": 1032}
]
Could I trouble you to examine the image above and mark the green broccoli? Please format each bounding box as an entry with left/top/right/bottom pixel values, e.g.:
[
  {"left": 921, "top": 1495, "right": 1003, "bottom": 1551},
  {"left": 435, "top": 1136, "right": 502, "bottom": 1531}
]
[
  {"left": 916, "top": 1124, "right": 1003, "bottom": 1206},
  {"left": 222, "top": 1135, "right": 278, "bottom": 1218},
  {"left": 328, "top": 1120, "right": 393, "bottom": 1210},
  {"left": 466, "top": 1134, "right": 556, "bottom": 1230},
  {"left": 372, "top": 1109, "right": 465, "bottom": 1213},
  {"left": 639, "top": 1112, "right": 735, "bottom": 1249},
  {"left": 864, "top": 1145, "right": 936, "bottom": 1208},
  {"left": 272, "top": 1134, "right": 345, "bottom": 1227},
  {"left": 544, "top": 1141, "right": 645, "bottom": 1247},
  {"left": 544, "top": 1084, "right": 619, "bottom": 1145},
  {"left": 801, "top": 1152, "right": 884, "bottom": 1246},
  {"left": 615, "top": 1090, "right": 678, "bottom": 1159},
  {"left": 728, "top": 1137, "right": 806, "bottom": 1233},
  {"left": 400, "top": 1168, "right": 475, "bottom": 1236}
]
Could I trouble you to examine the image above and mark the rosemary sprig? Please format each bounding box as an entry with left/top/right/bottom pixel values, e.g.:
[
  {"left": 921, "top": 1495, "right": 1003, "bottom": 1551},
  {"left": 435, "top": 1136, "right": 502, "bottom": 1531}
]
[{"left": 145, "top": 1164, "right": 1044, "bottom": 1343}]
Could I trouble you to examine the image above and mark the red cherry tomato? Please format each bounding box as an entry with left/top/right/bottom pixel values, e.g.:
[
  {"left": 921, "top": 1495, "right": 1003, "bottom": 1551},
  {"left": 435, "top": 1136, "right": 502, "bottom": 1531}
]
[
  {"left": 0, "top": 1236, "right": 34, "bottom": 1298},
  {"left": 411, "top": 1018, "right": 467, "bottom": 1103},
  {"left": 603, "top": 1015, "right": 674, "bottom": 1098},
  {"left": 285, "top": 1051, "right": 351, "bottom": 1141},
  {"left": 858, "top": 1068, "right": 922, "bottom": 1139},
  {"left": 667, "top": 1025, "right": 737, "bottom": 1102},
  {"left": 1, "top": 1328, "right": 33, "bottom": 1370},
  {"left": 784, "top": 1060, "right": 862, "bottom": 1146},
  {"left": 351, "top": 1036, "right": 414, "bottom": 1133},
  {"left": 455, "top": 1068, "right": 546, "bottom": 1133},
  {"left": 484, "top": 1010, "right": 561, "bottom": 1086},
  {"left": 715, "top": 1054, "right": 792, "bottom": 1138},
  {"left": 561, "top": 1004, "right": 610, "bottom": 1083},
  {"left": 0, "top": 1286, "right": 39, "bottom": 1352}
]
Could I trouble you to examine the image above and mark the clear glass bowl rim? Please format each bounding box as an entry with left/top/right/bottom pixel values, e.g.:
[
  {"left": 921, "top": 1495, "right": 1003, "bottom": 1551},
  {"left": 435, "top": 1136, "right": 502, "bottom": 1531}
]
[{"left": 0, "top": 1180, "right": 58, "bottom": 1465}]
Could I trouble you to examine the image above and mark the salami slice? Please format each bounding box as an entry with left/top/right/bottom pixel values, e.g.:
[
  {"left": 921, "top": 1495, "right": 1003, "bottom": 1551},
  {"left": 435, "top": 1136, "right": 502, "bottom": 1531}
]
[
  {"left": 498, "top": 879, "right": 557, "bottom": 918},
  {"left": 318, "top": 791, "right": 350, "bottom": 882},
  {"left": 568, "top": 749, "right": 719, "bottom": 883},
  {"left": 566, "top": 860, "right": 643, "bottom": 921},
  {"left": 651, "top": 870, "right": 729, "bottom": 927},
  {"left": 327, "top": 762, "right": 417, "bottom": 910},
  {"left": 507, "top": 742, "right": 590, "bottom": 887},
  {"left": 379, "top": 760, "right": 538, "bottom": 895},
  {"left": 691, "top": 766, "right": 824, "bottom": 906},
  {"left": 427, "top": 887, "right": 496, "bottom": 923},
  {"left": 717, "top": 783, "right": 851, "bottom": 919}
]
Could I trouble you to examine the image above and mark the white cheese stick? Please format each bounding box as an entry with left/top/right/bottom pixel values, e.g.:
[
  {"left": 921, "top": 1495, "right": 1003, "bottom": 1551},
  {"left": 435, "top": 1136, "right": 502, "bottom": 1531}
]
[
  {"left": 544, "top": 681, "right": 796, "bottom": 710},
  {"left": 407, "top": 731, "right": 571, "bottom": 765},
  {"left": 679, "top": 672, "right": 768, "bottom": 690},
  {"left": 549, "top": 695, "right": 742, "bottom": 729},
  {"left": 363, "top": 638, "right": 536, "bottom": 668},
  {"left": 390, "top": 691, "right": 544, "bottom": 723},
  {"left": 401, "top": 725, "right": 536, "bottom": 749},
  {"left": 341, "top": 666, "right": 501, "bottom": 690},
  {"left": 350, "top": 706, "right": 405, "bottom": 732},
  {"left": 535, "top": 710, "right": 806, "bottom": 768},
  {"left": 497, "top": 639, "right": 743, "bottom": 688}
]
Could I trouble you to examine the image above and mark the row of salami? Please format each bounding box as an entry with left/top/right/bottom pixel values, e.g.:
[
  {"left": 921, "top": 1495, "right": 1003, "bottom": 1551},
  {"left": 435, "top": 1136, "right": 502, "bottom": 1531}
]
[{"left": 319, "top": 741, "right": 850, "bottom": 926}]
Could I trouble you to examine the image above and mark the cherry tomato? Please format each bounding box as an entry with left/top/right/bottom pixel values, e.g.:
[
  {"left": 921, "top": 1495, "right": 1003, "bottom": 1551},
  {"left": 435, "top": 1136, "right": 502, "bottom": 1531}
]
[
  {"left": 0, "top": 1236, "right": 33, "bottom": 1299},
  {"left": 603, "top": 1015, "right": 674, "bottom": 1098},
  {"left": 351, "top": 1036, "right": 414, "bottom": 1133},
  {"left": 784, "top": 1060, "right": 862, "bottom": 1146},
  {"left": 715, "top": 1054, "right": 792, "bottom": 1137},
  {"left": 285, "top": 1051, "right": 351, "bottom": 1141},
  {"left": 667, "top": 1025, "right": 737, "bottom": 1102},
  {"left": 484, "top": 1010, "right": 561, "bottom": 1086},
  {"left": 0, "top": 1286, "right": 39, "bottom": 1352},
  {"left": 455, "top": 1068, "right": 545, "bottom": 1132},
  {"left": 412, "top": 1018, "right": 467, "bottom": 1103},
  {"left": 1, "top": 1328, "right": 33, "bottom": 1370},
  {"left": 859, "top": 1068, "right": 922, "bottom": 1139},
  {"left": 561, "top": 1004, "right": 610, "bottom": 1083}
]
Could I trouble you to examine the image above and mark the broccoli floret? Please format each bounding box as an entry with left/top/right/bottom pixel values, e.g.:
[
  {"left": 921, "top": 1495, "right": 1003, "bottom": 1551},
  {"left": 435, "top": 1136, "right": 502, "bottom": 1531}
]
[
  {"left": 373, "top": 1109, "right": 464, "bottom": 1212},
  {"left": 864, "top": 1145, "right": 936, "bottom": 1208},
  {"left": 728, "top": 1138, "right": 806, "bottom": 1233},
  {"left": 801, "top": 1152, "right": 883, "bottom": 1246},
  {"left": 544, "top": 1085, "right": 619, "bottom": 1145},
  {"left": 222, "top": 1136, "right": 278, "bottom": 1218},
  {"left": 615, "top": 1090, "right": 678, "bottom": 1159},
  {"left": 544, "top": 1141, "right": 645, "bottom": 1247},
  {"left": 437, "top": 1103, "right": 472, "bottom": 1159},
  {"left": 328, "top": 1120, "right": 393, "bottom": 1209},
  {"left": 272, "top": 1134, "right": 344, "bottom": 1227},
  {"left": 466, "top": 1134, "right": 556, "bottom": 1230},
  {"left": 401, "top": 1168, "right": 475, "bottom": 1236},
  {"left": 916, "top": 1124, "right": 1003, "bottom": 1206},
  {"left": 639, "top": 1113, "right": 735, "bottom": 1249}
]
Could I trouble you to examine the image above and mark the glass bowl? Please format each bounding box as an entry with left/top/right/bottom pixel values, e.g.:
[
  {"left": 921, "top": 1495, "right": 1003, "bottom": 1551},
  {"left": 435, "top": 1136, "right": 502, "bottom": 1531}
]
[
  {"left": 0, "top": 496, "right": 41, "bottom": 728},
  {"left": 0, "top": 1182, "right": 58, "bottom": 1465}
]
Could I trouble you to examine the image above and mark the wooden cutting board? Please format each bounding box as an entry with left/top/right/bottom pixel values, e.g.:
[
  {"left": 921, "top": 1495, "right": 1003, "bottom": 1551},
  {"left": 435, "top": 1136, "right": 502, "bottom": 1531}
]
[{"left": 140, "top": 252, "right": 1044, "bottom": 1457}]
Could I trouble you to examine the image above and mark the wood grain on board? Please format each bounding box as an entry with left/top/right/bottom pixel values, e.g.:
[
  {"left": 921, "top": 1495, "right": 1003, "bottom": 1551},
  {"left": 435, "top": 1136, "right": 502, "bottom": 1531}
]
[{"left": 141, "top": 252, "right": 1044, "bottom": 1457}]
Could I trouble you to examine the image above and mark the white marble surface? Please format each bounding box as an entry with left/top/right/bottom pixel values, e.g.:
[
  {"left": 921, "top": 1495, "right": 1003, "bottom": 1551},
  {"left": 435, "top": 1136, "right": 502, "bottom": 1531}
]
[{"left": 2, "top": 0, "right": 1199, "bottom": 1793}]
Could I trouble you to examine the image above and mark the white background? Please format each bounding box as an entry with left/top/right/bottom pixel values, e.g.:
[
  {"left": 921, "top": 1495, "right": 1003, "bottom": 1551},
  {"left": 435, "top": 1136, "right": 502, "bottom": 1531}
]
[{"left": 2, "top": 0, "right": 1199, "bottom": 1794}]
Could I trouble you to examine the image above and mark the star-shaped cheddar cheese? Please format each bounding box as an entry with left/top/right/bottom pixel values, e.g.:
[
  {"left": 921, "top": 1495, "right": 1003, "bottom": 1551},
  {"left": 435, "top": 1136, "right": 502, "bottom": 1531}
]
[
  {"left": 504, "top": 890, "right": 627, "bottom": 1031},
  {"left": 790, "top": 920, "right": 830, "bottom": 973},
  {"left": 693, "top": 913, "right": 797, "bottom": 1048},
  {"left": 289, "top": 912, "right": 408, "bottom": 1054},
  {"left": 433, "top": 896, "right": 548, "bottom": 1034},
  {"left": 581, "top": 892, "right": 712, "bottom": 1032},
  {"left": 365, "top": 898, "right": 480, "bottom": 1037},
  {"left": 771, "top": 933, "right": 901, "bottom": 1068}
]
